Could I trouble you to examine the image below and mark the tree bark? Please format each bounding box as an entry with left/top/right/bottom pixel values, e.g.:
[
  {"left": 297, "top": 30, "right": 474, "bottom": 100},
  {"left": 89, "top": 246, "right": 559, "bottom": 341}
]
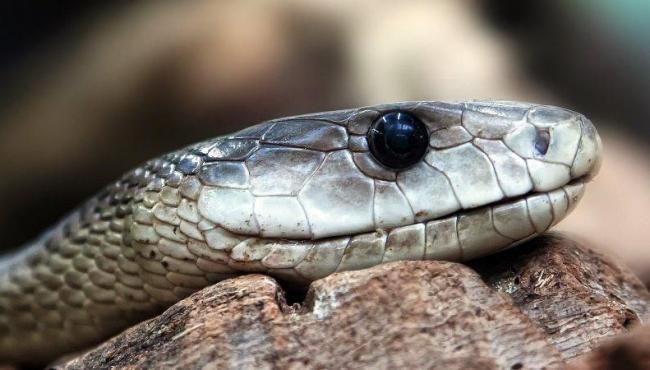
[{"left": 54, "top": 234, "right": 650, "bottom": 369}]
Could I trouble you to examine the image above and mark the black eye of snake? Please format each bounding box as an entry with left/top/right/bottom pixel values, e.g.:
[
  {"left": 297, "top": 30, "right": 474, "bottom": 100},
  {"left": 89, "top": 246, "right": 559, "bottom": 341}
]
[{"left": 367, "top": 111, "right": 429, "bottom": 169}]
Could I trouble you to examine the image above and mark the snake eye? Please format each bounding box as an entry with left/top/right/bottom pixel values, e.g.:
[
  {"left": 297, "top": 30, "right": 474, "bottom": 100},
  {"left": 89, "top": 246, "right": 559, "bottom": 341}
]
[{"left": 367, "top": 111, "right": 429, "bottom": 169}]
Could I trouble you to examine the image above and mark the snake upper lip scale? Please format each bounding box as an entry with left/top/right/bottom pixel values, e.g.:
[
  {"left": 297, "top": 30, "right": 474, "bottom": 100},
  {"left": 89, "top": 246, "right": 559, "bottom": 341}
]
[{"left": 0, "top": 100, "right": 602, "bottom": 365}]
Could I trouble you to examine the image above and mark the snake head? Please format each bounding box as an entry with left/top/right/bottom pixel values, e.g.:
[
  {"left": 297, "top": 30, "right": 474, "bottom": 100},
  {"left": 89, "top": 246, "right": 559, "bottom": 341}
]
[{"left": 185, "top": 100, "right": 601, "bottom": 246}]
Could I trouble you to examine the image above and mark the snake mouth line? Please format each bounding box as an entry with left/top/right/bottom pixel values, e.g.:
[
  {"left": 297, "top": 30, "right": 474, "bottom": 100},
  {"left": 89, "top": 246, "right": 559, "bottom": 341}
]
[
  {"left": 447, "top": 177, "right": 587, "bottom": 219},
  {"left": 292, "top": 177, "right": 588, "bottom": 244},
  {"left": 251, "top": 178, "right": 589, "bottom": 283}
]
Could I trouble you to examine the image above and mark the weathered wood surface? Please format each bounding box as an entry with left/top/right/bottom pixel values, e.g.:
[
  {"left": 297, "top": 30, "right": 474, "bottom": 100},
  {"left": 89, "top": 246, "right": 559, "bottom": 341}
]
[
  {"left": 472, "top": 234, "right": 650, "bottom": 359},
  {"left": 55, "top": 234, "right": 650, "bottom": 369}
]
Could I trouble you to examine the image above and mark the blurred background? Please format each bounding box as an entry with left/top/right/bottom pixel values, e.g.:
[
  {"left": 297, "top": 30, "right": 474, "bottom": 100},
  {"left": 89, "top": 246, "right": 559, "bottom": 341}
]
[{"left": 0, "top": 0, "right": 648, "bottom": 282}]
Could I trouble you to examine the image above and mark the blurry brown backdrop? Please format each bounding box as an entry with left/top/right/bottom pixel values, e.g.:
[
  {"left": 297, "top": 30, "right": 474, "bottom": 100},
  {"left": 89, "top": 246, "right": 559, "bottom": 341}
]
[{"left": 1, "top": 0, "right": 649, "bottom": 281}]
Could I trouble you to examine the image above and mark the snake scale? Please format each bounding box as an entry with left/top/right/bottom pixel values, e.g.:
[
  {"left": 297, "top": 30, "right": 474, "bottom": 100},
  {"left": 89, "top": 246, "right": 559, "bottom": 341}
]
[{"left": 0, "top": 100, "right": 601, "bottom": 365}]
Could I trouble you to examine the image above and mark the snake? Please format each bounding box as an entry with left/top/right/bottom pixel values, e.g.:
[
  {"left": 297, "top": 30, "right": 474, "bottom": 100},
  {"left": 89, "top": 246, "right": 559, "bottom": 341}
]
[{"left": 0, "top": 100, "right": 602, "bottom": 365}]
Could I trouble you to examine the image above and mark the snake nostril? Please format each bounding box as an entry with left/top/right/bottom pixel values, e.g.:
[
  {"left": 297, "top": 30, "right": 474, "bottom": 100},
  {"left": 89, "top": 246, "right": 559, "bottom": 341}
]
[{"left": 534, "top": 129, "right": 550, "bottom": 155}]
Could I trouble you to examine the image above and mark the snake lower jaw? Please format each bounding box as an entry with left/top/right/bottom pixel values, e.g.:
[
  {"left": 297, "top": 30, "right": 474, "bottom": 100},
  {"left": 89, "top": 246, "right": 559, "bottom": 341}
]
[{"left": 220, "top": 180, "right": 588, "bottom": 287}]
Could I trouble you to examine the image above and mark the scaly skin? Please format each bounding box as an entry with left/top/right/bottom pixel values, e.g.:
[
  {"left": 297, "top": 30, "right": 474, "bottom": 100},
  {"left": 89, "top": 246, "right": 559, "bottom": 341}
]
[{"left": 0, "top": 101, "right": 602, "bottom": 365}]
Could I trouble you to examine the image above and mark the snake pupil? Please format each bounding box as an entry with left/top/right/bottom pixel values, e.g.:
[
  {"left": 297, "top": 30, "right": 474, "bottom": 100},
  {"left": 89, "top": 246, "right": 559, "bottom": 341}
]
[{"left": 367, "top": 111, "right": 429, "bottom": 169}]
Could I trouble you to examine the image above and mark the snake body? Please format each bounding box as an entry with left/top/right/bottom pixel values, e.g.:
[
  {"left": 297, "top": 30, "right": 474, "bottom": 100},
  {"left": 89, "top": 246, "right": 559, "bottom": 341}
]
[{"left": 0, "top": 101, "right": 601, "bottom": 364}]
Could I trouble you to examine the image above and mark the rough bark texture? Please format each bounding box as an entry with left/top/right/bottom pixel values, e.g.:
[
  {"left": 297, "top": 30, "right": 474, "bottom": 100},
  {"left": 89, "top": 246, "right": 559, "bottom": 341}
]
[
  {"left": 54, "top": 234, "right": 650, "bottom": 369},
  {"left": 471, "top": 234, "right": 650, "bottom": 359}
]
